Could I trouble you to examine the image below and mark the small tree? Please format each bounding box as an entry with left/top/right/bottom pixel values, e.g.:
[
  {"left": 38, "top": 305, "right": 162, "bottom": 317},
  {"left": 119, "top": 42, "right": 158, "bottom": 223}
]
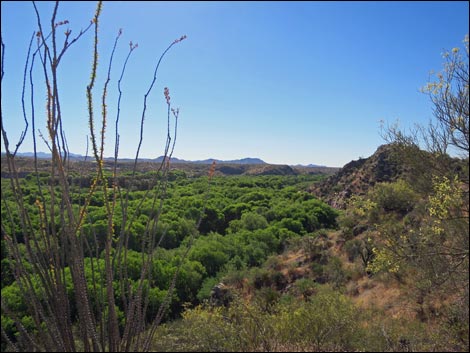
[
  {"left": 423, "top": 35, "right": 469, "bottom": 158},
  {"left": 382, "top": 35, "right": 468, "bottom": 160},
  {"left": 378, "top": 35, "right": 469, "bottom": 347}
]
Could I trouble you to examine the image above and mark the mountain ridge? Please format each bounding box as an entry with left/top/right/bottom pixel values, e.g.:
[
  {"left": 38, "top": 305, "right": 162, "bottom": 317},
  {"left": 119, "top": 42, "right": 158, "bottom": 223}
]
[
  {"left": 7, "top": 152, "right": 328, "bottom": 167},
  {"left": 153, "top": 156, "right": 267, "bottom": 165}
]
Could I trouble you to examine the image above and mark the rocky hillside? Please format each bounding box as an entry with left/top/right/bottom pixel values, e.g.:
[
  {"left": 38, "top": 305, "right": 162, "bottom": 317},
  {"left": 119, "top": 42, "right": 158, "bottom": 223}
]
[{"left": 309, "top": 144, "right": 406, "bottom": 208}]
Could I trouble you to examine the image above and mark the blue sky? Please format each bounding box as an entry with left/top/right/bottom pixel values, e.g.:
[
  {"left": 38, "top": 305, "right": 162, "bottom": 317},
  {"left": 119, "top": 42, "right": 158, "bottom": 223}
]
[{"left": 1, "top": 1, "right": 468, "bottom": 167}]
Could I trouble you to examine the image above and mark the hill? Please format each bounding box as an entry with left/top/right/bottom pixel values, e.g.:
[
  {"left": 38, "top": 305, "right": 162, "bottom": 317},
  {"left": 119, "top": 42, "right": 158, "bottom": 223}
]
[
  {"left": 309, "top": 144, "right": 406, "bottom": 208},
  {"left": 310, "top": 143, "right": 468, "bottom": 209},
  {"left": 152, "top": 156, "right": 267, "bottom": 165}
]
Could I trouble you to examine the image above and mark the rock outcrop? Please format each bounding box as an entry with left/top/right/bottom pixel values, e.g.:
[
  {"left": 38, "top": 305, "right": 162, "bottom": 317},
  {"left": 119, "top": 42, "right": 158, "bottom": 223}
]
[{"left": 310, "top": 144, "right": 405, "bottom": 209}]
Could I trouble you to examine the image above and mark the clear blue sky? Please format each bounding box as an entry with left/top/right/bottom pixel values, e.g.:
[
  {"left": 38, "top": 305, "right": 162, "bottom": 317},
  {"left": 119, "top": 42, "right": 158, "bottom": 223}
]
[{"left": 1, "top": 1, "right": 468, "bottom": 167}]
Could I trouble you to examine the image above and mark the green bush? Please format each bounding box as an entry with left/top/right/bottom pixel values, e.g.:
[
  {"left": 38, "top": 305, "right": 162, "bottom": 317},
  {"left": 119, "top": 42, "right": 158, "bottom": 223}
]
[
  {"left": 344, "top": 239, "right": 363, "bottom": 262},
  {"left": 371, "top": 180, "right": 417, "bottom": 215},
  {"left": 324, "top": 256, "right": 349, "bottom": 289},
  {"left": 275, "top": 286, "right": 363, "bottom": 351}
]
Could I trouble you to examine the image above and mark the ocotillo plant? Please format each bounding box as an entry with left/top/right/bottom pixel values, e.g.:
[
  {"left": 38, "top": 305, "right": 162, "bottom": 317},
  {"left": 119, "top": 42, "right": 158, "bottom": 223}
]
[{"left": 1, "top": 2, "right": 202, "bottom": 351}]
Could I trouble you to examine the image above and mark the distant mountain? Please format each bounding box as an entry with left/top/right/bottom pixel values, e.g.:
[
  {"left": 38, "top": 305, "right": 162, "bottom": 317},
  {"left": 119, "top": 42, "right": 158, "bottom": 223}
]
[
  {"left": 12, "top": 152, "right": 84, "bottom": 159},
  {"left": 198, "top": 157, "right": 266, "bottom": 165},
  {"left": 154, "top": 156, "right": 266, "bottom": 165},
  {"left": 11, "top": 152, "right": 266, "bottom": 165},
  {"left": 5, "top": 151, "right": 45, "bottom": 158},
  {"left": 295, "top": 163, "right": 327, "bottom": 168},
  {"left": 153, "top": 156, "right": 186, "bottom": 163}
]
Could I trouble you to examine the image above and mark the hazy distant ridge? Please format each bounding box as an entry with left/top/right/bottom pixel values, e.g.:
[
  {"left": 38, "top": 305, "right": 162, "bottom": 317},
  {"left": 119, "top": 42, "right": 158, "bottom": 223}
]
[
  {"left": 9, "top": 152, "right": 330, "bottom": 167},
  {"left": 10, "top": 152, "right": 267, "bottom": 165},
  {"left": 154, "top": 156, "right": 267, "bottom": 165}
]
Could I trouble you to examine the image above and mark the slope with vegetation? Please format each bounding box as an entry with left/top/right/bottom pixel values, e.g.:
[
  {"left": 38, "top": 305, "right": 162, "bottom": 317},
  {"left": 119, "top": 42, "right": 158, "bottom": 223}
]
[{"left": 147, "top": 139, "right": 468, "bottom": 352}]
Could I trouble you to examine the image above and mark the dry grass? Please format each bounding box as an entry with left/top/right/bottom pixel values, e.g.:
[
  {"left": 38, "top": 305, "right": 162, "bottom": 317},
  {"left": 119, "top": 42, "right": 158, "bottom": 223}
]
[{"left": 351, "top": 276, "right": 417, "bottom": 320}]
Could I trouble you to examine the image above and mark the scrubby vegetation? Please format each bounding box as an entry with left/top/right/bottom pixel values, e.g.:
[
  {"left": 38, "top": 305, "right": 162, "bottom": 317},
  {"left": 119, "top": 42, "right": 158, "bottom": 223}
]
[
  {"left": 1, "top": 171, "right": 339, "bottom": 349},
  {"left": 2, "top": 158, "right": 468, "bottom": 351}
]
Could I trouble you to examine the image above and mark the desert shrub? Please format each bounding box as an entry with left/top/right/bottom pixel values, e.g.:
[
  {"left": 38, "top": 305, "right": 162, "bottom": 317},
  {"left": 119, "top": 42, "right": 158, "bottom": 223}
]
[
  {"left": 152, "top": 305, "right": 239, "bottom": 352},
  {"left": 344, "top": 238, "right": 363, "bottom": 262},
  {"left": 290, "top": 278, "right": 317, "bottom": 299},
  {"left": 275, "top": 286, "right": 364, "bottom": 351},
  {"left": 324, "top": 256, "right": 349, "bottom": 289},
  {"left": 371, "top": 180, "right": 418, "bottom": 215}
]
